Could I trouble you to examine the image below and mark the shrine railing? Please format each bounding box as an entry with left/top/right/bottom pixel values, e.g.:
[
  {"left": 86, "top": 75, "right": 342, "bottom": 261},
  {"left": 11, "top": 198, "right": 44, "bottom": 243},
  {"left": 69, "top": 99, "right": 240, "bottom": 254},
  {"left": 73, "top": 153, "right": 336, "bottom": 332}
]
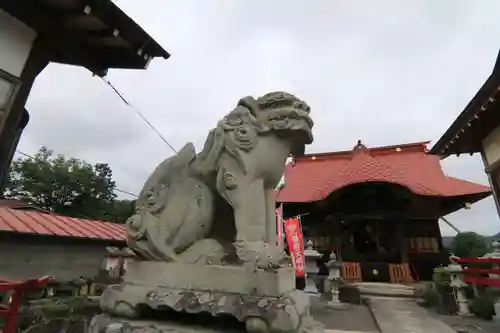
[
  {"left": 341, "top": 262, "right": 414, "bottom": 284},
  {"left": 452, "top": 256, "right": 500, "bottom": 287},
  {"left": 0, "top": 277, "right": 49, "bottom": 333}
]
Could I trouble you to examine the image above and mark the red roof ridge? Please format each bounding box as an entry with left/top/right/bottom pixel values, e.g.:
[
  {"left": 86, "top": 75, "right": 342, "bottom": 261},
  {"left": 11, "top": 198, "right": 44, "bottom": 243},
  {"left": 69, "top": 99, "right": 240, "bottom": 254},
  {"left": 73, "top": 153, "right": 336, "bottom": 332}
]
[
  {"left": 297, "top": 140, "right": 431, "bottom": 161},
  {"left": 277, "top": 141, "right": 490, "bottom": 204},
  {"left": 310, "top": 150, "right": 439, "bottom": 201}
]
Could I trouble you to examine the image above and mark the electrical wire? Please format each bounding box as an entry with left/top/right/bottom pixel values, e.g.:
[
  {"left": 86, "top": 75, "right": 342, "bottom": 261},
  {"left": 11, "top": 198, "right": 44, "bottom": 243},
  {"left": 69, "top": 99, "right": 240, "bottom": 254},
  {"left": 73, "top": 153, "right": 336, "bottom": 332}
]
[
  {"left": 12, "top": 75, "right": 181, "bottom": 199},
  {"left": 11, "top": 75, "right": 180, "bottom": 199},
  {"left": 14, "top": 150, "right": 138, "bottom": 198},
  {"left": 99, "top": 76, "right": 178, "bottom": 154}
]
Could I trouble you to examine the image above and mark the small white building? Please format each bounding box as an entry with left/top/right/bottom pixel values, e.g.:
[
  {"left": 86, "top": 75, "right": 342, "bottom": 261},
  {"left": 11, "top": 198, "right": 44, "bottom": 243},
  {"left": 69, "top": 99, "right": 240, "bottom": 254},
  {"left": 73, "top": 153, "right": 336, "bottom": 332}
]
[{"left": 0, "top": 0, "right": 170, "bottom": 190}]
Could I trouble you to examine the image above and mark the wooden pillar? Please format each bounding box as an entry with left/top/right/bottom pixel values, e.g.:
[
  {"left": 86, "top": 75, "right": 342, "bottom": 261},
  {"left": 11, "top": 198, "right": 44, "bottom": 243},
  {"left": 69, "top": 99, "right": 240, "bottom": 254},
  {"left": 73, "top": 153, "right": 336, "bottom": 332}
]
[
  {"left": 396, "top": 219, "right": 408, "bottom": 262},
  {"left": 481, "top": 150, "right": 500, "bottom": 220},
  {"left": 334, "top": 236, "right": 343, "bottom": 262},
  {"left": 0, "top": 36, "right": 48, "bottom": 191},
  {"left": 330, "top": 218, "right": 343, "bottom": 262}
]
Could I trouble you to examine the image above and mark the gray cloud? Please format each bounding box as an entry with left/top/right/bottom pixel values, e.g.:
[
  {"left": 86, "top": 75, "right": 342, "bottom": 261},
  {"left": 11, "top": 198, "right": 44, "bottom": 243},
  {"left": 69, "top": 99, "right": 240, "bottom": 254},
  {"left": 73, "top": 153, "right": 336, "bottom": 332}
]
[{"left": 18, "top": 0, "right": 500, "bottom": 235}]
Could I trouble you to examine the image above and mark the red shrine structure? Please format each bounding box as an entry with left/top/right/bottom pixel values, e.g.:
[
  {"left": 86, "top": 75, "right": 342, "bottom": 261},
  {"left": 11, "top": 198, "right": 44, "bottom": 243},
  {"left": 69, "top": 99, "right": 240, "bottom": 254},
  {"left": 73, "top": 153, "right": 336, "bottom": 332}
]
[{"left": 276, "top": 141, "right": 491, "bottom": 283}]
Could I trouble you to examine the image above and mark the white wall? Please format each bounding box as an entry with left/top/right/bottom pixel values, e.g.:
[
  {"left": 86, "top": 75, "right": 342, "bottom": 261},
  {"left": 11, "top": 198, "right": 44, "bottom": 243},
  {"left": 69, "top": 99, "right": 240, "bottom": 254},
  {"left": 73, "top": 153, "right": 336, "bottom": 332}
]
[
  {"left": 0, "top": 9, "right": 36, "bottom": 77},
  {"left": 482, "top": 124, "right": 500, "bottom": 166}
]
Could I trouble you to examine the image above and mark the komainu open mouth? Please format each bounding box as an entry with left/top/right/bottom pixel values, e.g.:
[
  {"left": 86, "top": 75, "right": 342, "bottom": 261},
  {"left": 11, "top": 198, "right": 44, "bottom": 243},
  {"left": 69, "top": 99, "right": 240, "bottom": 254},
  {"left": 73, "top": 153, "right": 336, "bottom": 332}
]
[{"left": 266, "top": 107, "right": 314, "bottom": 144}]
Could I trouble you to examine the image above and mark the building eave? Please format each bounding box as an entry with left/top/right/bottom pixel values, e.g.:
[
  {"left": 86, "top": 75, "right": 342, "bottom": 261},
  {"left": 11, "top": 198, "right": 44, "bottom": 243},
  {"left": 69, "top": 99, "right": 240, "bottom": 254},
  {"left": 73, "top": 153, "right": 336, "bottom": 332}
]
[
  {"left": 1, "top": 0, "right": 170, "bottom": 75},
  {"left": 85, "top": 0, "right": 170, "bottom": 60},
  {"left": 430, "top": 49, "right": 500, "bottom": 157}
]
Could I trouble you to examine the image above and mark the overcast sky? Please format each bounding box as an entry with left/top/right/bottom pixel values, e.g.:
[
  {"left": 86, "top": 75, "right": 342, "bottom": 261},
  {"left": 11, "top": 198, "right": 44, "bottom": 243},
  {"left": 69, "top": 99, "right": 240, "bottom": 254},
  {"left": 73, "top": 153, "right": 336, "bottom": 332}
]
[{"left": 17, "top": 0, "right": 500, "bottom": 235}]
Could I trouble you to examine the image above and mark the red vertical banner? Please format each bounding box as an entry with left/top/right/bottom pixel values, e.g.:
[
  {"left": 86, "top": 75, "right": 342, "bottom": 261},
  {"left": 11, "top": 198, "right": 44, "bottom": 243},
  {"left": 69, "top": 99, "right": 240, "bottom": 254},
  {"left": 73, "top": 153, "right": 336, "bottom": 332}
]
[
  {"left": 276, "top": 204, "right": 284, "bottom": 248},
  {"left": 284, "top": 216, "right": 305, "bottom": 277}
]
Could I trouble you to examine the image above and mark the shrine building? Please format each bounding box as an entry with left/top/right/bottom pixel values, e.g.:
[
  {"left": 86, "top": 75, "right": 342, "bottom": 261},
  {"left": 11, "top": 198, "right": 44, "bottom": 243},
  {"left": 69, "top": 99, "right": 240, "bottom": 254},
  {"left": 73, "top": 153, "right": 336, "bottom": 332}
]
[
  {"left": 430, "top": 49, "right": 500, "bottom": 218},
  {"left": 0, "top": 0, "right": 169, "bottom": 191},
  {"left": 276, "top": 141, "right": 491, "bottom": 283}
]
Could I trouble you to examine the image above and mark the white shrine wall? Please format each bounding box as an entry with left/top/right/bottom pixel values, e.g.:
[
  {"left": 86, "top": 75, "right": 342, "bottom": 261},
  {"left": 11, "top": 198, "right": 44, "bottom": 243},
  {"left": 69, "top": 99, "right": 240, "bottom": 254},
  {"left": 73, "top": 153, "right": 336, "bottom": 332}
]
[
  {"left": 0, "top": 9, "right": 37, "bottom": 129},
  {"left": 482, "top": 124, "right": 500, "bottom": 167},
  {"left": 0, "top": 9, "right": 36, "bottom": 77}
]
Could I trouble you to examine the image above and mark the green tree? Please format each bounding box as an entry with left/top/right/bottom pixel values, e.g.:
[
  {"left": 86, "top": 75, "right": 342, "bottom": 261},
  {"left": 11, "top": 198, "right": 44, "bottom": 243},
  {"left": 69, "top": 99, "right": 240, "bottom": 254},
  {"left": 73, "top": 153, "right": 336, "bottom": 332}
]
[
  {"left": 451, "top": 232, "right": 488, "bottom": 258},
  {"left": 107, "top": 199, "right": 136, "bottom": 224},
  {"left": 4, "top": 147, "right": 121, "bottom": 221}
]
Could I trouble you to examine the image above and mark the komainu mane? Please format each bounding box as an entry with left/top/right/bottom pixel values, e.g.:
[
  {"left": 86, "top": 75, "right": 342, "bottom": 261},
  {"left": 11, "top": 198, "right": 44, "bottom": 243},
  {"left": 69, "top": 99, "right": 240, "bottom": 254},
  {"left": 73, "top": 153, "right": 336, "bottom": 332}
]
[{"left": 125, "top": 91, "right": 313, "bottom": 268}]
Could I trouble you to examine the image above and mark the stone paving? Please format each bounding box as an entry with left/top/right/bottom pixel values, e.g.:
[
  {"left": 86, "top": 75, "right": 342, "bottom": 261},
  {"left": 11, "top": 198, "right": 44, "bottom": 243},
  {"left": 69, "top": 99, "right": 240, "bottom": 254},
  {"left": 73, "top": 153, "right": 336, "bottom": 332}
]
[
  {"left": 428, "top": 310, "right": 499, "bottom": 333},
  {"left": 367, "top": 296, "right": 456, "bottom": 333},
  {"left": 309, "top": 297, "right": 379, "bottom": 332}
]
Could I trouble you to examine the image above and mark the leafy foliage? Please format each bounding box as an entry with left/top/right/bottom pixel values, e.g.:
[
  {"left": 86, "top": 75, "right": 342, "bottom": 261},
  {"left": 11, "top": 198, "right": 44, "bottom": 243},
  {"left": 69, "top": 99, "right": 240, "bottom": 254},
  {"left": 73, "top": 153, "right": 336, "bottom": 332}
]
[
  {"left": 469, "top": 296, "right": 496, "bottom": 320},
  {"left": 421, "top": 288, "right": 440, "bottom": 308},
  {"left": 450, "top": 232, "right": 489, "bottom": 258},
  {"left": 19, "top": 297, "right": 101, "bottom": 333},
  {"left": 3, "top": 147, "right": 135, "bottom": 223},
  {"left": 106, "top": 199, "right": 136, "bottom": 224}
]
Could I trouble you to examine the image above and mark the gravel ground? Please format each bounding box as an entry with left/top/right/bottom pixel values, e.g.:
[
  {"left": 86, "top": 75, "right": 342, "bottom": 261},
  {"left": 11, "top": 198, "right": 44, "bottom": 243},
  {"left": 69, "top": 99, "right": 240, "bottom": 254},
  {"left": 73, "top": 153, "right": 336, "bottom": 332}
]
[
  {"left": 309, "top": 297, "right": 379, "bottom": 332},
  {"left": 427, "top": 310, "right": 499, "bottom": 333}
]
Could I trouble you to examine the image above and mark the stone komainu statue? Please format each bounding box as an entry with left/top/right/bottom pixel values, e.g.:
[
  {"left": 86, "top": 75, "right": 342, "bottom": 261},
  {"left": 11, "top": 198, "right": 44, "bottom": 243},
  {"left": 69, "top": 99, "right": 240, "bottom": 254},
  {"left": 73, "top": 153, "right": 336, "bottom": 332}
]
[{"left": 125, "top": 92, "right": 313, "bottom": 268}]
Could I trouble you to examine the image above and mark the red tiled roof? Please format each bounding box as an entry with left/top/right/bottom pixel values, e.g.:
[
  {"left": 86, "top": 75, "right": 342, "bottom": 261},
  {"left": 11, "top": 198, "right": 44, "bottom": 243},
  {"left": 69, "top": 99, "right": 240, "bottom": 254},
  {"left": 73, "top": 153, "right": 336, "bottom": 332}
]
[
  {"left": 0, "top": 208, "right": 126, "bottom": 241},
  {"left": 277, "top": 141, "right": 491, "bottom": 203}
]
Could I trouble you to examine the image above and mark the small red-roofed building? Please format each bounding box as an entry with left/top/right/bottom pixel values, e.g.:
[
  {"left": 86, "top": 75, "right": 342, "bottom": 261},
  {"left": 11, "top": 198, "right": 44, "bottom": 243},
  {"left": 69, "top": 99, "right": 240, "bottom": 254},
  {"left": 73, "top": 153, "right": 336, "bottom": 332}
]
[
  {"left": 0, "top": 204, "right": 126, "bottom": 281},
  {"left": 277, "top": 141, "right": 491, "bottom": 283}
]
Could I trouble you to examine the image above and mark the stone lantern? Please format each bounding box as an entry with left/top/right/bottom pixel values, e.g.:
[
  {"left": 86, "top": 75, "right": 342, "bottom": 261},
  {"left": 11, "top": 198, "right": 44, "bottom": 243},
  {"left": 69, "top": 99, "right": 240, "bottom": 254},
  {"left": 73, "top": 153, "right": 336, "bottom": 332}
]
[
  {"left": 444, "top": 256, "right": 469, "bottom": 315},
  {"left": 303, "top": 240, "right": 321, "bottom": 296},
  {"left": 483, "top": 240, "right": 500, "bottom": 278},
  {"left": 484, "top": 240, "right": 500, "bottom": 323},
  {"left": 326, "top": 252, "right": 343, "bottom": 306}
]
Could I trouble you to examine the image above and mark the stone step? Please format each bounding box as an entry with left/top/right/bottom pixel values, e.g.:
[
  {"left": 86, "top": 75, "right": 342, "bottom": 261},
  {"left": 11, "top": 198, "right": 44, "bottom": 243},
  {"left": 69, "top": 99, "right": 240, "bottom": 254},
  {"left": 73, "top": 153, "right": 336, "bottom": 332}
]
[
  {"left": 355, "top": 282, "right": 416, "bottom": 298},
  {"left": 366, "top": 297, "right": 456, "bottom": 333}
]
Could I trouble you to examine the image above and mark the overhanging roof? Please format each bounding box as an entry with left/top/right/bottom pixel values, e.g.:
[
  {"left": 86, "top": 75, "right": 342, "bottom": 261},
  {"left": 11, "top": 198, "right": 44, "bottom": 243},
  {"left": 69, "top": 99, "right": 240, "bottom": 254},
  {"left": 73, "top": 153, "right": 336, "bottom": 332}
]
[
  {"left": 430, "top": 49, "right": 500, "bottom": 157},
  {"left": 277, "top": 141, "right": 491, "bottom": 203},
  {"left": 2, "top": 0, "right": 170, "bottom": 76}
]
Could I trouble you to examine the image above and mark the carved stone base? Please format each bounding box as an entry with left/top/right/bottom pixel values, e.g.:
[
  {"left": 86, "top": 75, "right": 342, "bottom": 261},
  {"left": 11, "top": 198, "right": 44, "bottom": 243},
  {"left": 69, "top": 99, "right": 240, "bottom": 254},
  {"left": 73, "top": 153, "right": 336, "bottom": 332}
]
[
  {"left": 102, "top": 284, "right": 321, "bottom": 332},
  {"left": 99, "top": 261, "right": 323, "bottom": 332},
  {"left": 89, "top": 314, "right": 237, "bottom": 333},
  {"left": 89, "top": 313, "right": 324, "bottom": 333}
]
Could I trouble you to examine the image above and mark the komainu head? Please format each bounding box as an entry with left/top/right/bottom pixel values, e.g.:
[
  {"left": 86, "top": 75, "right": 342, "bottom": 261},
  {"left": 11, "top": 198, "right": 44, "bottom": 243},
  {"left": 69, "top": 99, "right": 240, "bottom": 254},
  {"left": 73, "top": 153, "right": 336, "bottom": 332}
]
[{"left": 237, "top": 91, "right": 314, "bottom": 155}]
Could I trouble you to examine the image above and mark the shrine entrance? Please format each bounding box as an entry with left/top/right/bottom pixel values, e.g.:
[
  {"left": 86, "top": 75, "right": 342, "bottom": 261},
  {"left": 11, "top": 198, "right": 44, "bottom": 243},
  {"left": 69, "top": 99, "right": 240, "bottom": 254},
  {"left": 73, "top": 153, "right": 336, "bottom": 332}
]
[
  {"left": 277, "top": 141, "right": 491, "bottom": 284},
  {"left": 285, "top": 182, "right": 449, "bottom": 284},
  {"left": 339, "top": 219, "right": 400, "bottom": 282}
]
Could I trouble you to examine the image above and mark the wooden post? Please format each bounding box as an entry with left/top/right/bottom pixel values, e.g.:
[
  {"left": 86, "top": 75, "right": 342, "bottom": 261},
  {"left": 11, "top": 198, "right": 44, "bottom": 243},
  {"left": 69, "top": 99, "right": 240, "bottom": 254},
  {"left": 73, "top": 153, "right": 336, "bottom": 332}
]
[
  {"left": 396, "top": 219, "right": 408, "bottom": 263},
  {"left": 481, "top": 151, "right": 500, "bottom": 219}
]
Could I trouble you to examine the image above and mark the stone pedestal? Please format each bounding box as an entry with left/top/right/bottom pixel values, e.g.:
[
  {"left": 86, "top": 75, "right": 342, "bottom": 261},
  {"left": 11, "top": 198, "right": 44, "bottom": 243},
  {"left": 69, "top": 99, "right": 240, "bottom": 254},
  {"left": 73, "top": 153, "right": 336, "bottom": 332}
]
[
  {"left": 89, "top": 315, "right": 230, "bottom": 333},
  {"left": 95, "top": 261, "right": 323, "bottom": 333},
  {"left": 122, "top": 260, "right": 296, "bottom": 297},
  {"left": 89, "top": 313, "right": 324, "bottom": 333}
]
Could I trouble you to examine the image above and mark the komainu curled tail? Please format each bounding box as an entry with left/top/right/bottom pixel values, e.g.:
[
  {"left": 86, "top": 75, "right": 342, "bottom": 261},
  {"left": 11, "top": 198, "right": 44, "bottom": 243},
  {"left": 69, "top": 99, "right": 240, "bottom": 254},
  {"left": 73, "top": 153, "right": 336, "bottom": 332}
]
[{"left": 125, "top": 143, "right": 215, "bottom": 261}]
